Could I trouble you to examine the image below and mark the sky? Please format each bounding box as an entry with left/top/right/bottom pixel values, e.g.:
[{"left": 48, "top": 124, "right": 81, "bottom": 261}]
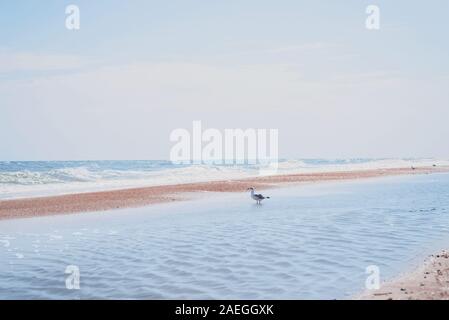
[{"left": 0, "top": 0, "right": 448, "bottom": 160}]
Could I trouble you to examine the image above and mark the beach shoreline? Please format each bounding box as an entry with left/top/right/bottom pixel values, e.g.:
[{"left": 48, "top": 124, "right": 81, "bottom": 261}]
[
  {"left": 356, "top": 250, "right": 449, "bottom": 300},
  {"left": 1, "top": 166, "right": 448, "bottom": 221}
]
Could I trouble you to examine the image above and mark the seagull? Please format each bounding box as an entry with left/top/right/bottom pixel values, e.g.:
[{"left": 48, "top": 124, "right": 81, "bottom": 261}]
[{"left": 247, "top": 187, "right": 270, "bottom": 204}]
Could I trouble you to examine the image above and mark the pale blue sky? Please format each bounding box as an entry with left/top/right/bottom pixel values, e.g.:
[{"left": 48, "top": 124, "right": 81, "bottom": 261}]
[{"left": 1, "top": 1, "right": 448, "bottom": 160}]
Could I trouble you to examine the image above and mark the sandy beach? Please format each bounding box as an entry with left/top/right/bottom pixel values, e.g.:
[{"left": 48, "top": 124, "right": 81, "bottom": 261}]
[
  {"left": 0, "top": 166, "right": 447, "bottom": 220},
  {"left": 356, "top": 250, "right": 449, "bottom": 300}
]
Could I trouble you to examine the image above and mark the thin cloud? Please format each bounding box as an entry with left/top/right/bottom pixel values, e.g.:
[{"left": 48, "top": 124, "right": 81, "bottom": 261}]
[
  {"left": 267, "top": 42, "right": 336, "bottom": 54},
  {"left": 0, "top": 51, "right": 91, "bottom": 73}
]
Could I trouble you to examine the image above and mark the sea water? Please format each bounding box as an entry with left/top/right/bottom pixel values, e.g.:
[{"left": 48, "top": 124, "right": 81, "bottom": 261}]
[{"left": 0, "top": 173, "right": 449, "bottom": 299}]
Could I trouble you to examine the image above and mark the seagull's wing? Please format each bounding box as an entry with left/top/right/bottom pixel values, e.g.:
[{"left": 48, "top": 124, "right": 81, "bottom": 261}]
[{"left": 254, "top": 193, "right": 265, "bottom": 200}]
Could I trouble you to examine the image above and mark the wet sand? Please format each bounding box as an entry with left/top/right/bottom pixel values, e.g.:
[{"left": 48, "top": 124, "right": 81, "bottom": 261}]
[
  {"left": 0, "top": 166, "right": 447, "bottom": 220},
  {"left": 356, "top": 250, "right": 449, "bottom": 300}
]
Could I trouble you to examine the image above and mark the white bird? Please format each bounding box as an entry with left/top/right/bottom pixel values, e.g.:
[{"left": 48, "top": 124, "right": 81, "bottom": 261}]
[{"left": 247, "top": 187, "right": 270, "bottom": 204}]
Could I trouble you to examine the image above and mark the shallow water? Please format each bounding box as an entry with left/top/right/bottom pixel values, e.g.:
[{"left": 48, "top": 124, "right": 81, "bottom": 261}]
[{"left": 1, "top": 173, "right": 449, "bottom": 299}]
